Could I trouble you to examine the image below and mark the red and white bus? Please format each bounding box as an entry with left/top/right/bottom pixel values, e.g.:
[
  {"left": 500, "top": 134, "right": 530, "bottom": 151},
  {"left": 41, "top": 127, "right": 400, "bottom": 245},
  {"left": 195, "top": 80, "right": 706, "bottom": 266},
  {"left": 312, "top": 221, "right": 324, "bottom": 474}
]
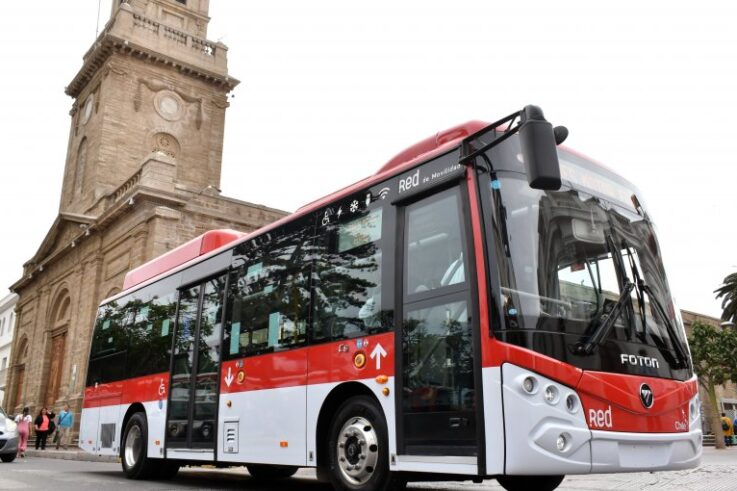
[{"left": 80, "top": 106, "right": 701, "bottom": 491}]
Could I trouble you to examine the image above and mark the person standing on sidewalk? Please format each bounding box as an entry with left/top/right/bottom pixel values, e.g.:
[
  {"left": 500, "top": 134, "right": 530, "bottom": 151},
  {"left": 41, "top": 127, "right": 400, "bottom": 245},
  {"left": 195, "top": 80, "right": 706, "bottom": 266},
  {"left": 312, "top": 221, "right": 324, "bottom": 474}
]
[
  {"left": 55, "top": 405, "right": 74, "bottom": 450},
  {"left": 14, "top": 407, "right": 32, "bottom": 458},
  {"left": 721, "top": 413, "right": 734, "bottom": 446},
  {"left": 34, "top": 407, "right": 50, "bottom": 450}
]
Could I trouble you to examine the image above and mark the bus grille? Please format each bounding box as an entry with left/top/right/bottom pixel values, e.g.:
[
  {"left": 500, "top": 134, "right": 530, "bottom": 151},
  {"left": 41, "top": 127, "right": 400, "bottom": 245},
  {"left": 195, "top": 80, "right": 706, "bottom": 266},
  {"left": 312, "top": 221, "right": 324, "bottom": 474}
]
[{"left": 223, "top": 422, "right": 238, "bottom": 454}]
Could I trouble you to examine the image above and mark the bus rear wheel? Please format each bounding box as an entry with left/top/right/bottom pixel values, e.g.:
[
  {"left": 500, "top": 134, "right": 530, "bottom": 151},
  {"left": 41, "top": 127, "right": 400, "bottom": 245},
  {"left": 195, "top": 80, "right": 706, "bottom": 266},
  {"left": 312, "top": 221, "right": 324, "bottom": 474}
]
[
  {"left": 496, "top": 475, "right": 565, "bottom": 491},
  {"left": 246, "top": 464, "right": 299, "bottom": 479},
  {"left": 121, "top": 412, "right": 156, "bottom": 480},
  {"left": 327, "top": 395, "right": 405, "bottom": 491}
]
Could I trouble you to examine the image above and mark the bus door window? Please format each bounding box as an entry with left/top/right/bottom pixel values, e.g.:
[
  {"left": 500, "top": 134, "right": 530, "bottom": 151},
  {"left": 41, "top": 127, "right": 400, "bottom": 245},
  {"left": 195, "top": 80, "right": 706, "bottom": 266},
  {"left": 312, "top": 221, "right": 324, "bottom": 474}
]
[
  {"left": 191, "top": 276, "right": 225, "bottom": 445},
  {"left": 312, "top": 205, "right": 388, "bottom": 343},
  {"left": 168, "top": 284, "right": 200, "bottom": 444},
  {"left": 400, "top": 187, "right": 476, "bottom": 454}
]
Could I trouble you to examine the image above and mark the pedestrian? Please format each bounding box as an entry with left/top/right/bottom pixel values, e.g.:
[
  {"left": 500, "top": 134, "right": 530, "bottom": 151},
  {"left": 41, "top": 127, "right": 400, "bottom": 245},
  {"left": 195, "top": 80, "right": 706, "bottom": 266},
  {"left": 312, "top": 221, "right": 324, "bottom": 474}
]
[
  {"left": 55, "top": 405, "right": 74, "bottom": 450},
  {"left": 14, "top": 407, "right": 32, "bottom": 458},
  {"left": 34, "top": 407, "right": 51, "bottom": 450},
  {"left": 721, "top": 412, "right": 734, "bottom": 446}
]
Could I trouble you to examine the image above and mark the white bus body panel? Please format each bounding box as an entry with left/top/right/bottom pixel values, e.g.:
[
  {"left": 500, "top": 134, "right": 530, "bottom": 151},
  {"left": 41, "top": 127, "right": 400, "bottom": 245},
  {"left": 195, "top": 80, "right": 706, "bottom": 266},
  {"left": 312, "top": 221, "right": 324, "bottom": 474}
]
[
  {"left": 218, "top": 384, "right": 307, "bottom": 465},
  {"left": 80, "top": 401, "right": 168, "bottom": 459},
  {"left": 79, "top": 407, "right": 99, "bottom": 454},
  {"left": 502, "top": 363, "right": 592, "bottom": 475},
  {"left": 482, "top": 366, "right": 505, "bottom": 475}
]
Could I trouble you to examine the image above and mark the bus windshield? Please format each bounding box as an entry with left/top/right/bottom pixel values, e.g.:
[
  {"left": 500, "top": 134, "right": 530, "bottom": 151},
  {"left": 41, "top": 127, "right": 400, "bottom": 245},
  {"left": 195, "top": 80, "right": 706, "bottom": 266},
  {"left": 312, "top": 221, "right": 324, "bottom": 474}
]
[{"left": 486, "top": 147, "right": 691, "bottom": 381}]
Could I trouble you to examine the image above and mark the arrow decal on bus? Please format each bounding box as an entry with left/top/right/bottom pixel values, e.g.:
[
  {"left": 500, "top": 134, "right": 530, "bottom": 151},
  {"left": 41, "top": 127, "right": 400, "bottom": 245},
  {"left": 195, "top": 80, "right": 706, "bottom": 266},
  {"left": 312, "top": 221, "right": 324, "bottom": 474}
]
[
  {"left": 224, "top": 367, "right": 234, "bottom": 387},
  {"left": 370, "top": 343, "right": 387, "bottom": 370}
]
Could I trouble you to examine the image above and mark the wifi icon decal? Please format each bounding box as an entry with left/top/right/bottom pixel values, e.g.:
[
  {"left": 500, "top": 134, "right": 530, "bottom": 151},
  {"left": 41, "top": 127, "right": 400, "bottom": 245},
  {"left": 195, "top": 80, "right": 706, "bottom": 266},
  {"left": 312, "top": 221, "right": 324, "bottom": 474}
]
[{"left": 378, "top": 187, "right": 390, "bottom": 200}]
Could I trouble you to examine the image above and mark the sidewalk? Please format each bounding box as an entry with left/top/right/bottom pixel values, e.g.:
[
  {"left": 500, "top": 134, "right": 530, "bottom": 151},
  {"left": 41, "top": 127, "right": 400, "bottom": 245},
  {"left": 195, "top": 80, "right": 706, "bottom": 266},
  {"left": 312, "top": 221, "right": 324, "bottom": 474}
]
[{"left": 23, "top": 446, "right": 118, "bottom": 463}]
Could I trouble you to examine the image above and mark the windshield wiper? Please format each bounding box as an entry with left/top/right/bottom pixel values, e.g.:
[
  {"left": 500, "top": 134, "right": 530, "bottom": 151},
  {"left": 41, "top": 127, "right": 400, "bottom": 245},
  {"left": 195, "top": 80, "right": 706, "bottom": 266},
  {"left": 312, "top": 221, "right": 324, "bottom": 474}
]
[
  {"left": 576, "top": 281, "right": 635, "bottom": 355},
  {"left": 606, "top": 233, "right": 637, "bottom": 341},
  {"left": 640, "top": 283, "right": 690, "bottom": 369}
]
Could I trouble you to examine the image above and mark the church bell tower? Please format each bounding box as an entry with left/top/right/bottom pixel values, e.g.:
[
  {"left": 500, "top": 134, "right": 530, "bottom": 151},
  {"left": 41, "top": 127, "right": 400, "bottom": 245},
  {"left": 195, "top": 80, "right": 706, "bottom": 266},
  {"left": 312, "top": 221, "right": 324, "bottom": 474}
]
[{"left": 60, "top": 0, "right": 237, "bottom": 215}]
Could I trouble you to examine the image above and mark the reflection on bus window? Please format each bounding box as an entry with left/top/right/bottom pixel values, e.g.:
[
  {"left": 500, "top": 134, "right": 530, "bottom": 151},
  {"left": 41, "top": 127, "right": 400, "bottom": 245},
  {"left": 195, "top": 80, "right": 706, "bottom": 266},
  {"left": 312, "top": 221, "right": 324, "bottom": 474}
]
[
  {"left": 405, "top": 193, "right": 466, "bottom": 295},
  {"left": 313, "top": 207, "right": 387, "bottom": 342},
  {"left": 224, "top": 221, "right": 311, "bottom": 358}
]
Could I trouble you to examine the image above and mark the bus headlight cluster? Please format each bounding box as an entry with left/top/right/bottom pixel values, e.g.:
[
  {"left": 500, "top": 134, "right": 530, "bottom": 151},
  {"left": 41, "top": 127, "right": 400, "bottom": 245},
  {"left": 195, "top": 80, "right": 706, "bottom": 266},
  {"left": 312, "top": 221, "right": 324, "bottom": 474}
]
[{"left": 519, "top": 373, "right": 580, "bottom": 414}]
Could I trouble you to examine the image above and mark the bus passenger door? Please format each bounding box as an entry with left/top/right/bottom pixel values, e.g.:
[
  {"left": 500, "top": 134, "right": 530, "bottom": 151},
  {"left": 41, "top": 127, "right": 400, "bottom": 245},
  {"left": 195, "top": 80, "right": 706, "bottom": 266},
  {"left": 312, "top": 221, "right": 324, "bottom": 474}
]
[
  {"left": 166, "top": 274, "right": 226, "bottom": 455},
  {"left": 396, "top": 185, "right": 480, "bottom": 460}
]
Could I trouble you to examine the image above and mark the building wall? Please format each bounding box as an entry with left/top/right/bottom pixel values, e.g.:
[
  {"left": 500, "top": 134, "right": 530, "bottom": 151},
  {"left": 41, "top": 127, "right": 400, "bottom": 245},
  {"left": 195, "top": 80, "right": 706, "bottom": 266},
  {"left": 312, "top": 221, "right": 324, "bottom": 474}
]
[
  {"left": 4, "top": 1, "right": 287, "bottom": 435},
  {"left": 0, "top": 293, "right": 18, "bottom": 406}
]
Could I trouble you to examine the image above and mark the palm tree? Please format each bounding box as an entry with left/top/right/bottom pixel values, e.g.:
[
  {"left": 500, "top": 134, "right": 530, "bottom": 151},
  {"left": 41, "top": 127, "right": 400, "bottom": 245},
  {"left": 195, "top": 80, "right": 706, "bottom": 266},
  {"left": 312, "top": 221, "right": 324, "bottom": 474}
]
[{"left": 715, "top": 272, "right": 737, "bottom": 323}]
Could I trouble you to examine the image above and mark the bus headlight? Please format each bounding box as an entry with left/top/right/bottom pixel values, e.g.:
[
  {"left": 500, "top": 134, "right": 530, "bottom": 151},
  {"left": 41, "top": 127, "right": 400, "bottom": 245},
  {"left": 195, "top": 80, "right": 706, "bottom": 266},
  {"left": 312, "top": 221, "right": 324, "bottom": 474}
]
[
  {"left": 689, "top": 394, "right": 701, "bottom": 427},
  {"left": 544, "top": 385, "right": 559, "bottom": 405},
  {"left": 565, "top": 394, "right": 579, "bottom": 413},
  {"left": 522, "top": 376, "right": 538, "bottom": 394},
  {"left": 556, "top": 433, "right": 569, "bottom": 452}
]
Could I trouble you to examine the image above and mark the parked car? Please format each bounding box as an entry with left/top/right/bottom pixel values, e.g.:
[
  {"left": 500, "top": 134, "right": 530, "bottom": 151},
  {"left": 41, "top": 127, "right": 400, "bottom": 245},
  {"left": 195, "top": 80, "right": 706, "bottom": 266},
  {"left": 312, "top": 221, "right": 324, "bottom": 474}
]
[{"left": 0, "top": 406, "right": 19, "bottom": 462}]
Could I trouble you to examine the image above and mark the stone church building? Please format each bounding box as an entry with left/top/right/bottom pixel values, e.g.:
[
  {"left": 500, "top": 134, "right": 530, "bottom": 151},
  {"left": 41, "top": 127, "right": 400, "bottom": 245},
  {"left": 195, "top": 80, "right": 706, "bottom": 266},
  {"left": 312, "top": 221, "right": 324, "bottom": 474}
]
[{"left": 4, "top": 0, "right": 285, "bottom": 428}]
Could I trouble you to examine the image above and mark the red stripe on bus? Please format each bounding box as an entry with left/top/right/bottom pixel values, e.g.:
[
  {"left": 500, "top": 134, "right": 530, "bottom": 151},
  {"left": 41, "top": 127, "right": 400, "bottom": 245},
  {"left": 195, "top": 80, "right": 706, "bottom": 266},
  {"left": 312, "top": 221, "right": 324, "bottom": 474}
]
[
  {"left": 484, "top": 339, "right": 585, "bottom": 389},
  {"left": 83, "top": 373, "right": 169, "bottom": 409},
  {"left": 83, "top": 333, "right": 396, "bottom": 407},
  {"left": 221, "top": 332, "right": 395, "bottom": 394},
  {"left": 577, "top": 371, "right": 697, "bottom": 433},
  {"left": 466, "top": 168, "right": 495, "bottom": 372}
]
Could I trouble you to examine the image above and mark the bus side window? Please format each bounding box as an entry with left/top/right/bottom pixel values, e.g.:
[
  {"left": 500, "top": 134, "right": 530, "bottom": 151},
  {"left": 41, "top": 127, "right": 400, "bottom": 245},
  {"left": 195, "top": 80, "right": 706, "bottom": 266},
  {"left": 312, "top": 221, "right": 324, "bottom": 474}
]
[
  {"left": 224, "top": 219, "right": 312, "bottom": 358},
  {"left": 126, "top": 287, "right": 177, "bottom": 379},
  {"left": 313, "top": 206, "right": 386, "bottom": 342},
  {"left": 87, "top": 301, "right": 129, "bottom": 385}
]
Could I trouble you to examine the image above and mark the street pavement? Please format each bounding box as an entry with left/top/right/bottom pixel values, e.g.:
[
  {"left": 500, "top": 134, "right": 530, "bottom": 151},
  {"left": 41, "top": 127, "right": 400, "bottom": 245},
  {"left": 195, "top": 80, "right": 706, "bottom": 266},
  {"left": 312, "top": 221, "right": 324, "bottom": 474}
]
[{"left": 1, "top": 448, "right": 736, "bottom": 490}]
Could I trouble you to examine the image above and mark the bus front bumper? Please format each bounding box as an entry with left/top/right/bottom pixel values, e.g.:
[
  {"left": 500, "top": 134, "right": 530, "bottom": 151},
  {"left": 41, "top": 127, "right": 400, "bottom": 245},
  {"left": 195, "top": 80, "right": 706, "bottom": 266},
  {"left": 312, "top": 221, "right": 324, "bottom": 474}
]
[{"left": 589, "top": 428, "right": 702, "bottom": 473}]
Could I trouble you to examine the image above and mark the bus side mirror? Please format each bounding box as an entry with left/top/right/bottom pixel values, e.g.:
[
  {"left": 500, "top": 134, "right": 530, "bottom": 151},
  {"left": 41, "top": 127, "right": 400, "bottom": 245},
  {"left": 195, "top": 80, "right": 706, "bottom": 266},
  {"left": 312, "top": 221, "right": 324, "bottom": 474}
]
[{"left": 519, "top": 105, "right": 565, "bottom": 190}]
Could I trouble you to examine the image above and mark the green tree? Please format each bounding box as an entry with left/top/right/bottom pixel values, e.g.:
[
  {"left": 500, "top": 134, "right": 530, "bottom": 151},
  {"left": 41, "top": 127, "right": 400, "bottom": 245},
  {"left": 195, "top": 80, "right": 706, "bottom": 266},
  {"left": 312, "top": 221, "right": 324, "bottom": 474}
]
[
  {"left": 687, "top": 321, "right": 737, "bottom": 449},
  {"left": 715, "top": 272, "right": 737, "bottom": 324}
]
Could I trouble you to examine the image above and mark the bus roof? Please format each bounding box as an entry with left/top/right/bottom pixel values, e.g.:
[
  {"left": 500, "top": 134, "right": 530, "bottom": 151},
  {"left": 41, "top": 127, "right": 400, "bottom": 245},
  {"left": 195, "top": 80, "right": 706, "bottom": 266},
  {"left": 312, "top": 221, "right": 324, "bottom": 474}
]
[
  {"left": 122, "top": 229, "right": 246, "bottom": 290},
  {"left": 116, "top": 121, "right": 500, "bottom": 294}
]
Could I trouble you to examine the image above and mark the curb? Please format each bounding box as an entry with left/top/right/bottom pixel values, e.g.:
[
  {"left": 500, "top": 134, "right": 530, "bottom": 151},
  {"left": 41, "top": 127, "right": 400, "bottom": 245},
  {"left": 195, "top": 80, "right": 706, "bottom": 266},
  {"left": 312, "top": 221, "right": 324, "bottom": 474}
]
[{"left": 23, "top": 448, "right": 118, "bottom": 463}]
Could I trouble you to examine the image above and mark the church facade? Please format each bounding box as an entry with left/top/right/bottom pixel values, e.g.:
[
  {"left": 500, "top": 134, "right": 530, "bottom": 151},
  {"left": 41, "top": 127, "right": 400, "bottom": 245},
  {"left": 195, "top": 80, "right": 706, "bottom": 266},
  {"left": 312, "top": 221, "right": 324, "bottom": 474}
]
[{"left": 4, "top": 0, "right": 286, "bottom": 428}]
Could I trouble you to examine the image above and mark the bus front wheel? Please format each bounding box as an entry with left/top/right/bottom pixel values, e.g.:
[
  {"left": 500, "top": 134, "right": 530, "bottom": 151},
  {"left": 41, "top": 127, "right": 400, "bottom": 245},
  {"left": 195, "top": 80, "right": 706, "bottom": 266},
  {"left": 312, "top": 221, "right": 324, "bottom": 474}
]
[
  {"left": 121, "top": 412, "right": 156, "bottom": 480},
  {"left": 496, "top": 475, "right": 565, "bottom": 491},
  {"left": 327, "top": 395, "right": 405, "bottom": 491}
]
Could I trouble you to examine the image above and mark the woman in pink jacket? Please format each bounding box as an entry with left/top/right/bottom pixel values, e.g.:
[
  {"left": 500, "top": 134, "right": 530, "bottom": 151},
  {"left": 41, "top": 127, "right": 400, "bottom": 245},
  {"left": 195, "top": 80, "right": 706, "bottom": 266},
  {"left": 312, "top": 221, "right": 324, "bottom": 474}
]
[{"left": 14, "top": 407, "right": 32, "bottom": 458}]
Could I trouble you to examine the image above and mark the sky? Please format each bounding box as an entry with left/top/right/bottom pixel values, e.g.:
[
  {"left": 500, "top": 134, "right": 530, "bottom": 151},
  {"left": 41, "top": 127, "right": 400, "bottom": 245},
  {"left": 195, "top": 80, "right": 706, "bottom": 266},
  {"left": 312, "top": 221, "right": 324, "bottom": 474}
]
[{"left": 0, "top": 1, "right": 735, "bottom": 318}]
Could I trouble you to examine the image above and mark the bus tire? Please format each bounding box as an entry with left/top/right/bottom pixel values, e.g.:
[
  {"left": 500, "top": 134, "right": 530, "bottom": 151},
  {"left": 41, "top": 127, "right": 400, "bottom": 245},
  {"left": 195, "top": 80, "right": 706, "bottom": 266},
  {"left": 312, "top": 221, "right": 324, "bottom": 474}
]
[
  {"left": 496, "top": 475, "right": 565, "bottom": 491},
  {"left": 121, "top": 412, "right": 156, "bottom": 480},
  {"left": 327, "top": 395, "right": 405, "bottom": 491},
  {"left": 246, "top": 464, "right": 299, "bottom": 479}
]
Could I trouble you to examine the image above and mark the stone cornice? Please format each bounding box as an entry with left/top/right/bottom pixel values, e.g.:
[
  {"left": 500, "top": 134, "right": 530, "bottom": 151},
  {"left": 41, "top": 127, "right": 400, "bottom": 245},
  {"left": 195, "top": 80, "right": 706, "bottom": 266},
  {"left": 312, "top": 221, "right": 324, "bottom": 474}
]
[
  {"left": 66, "top": 5, "right": 239, "bottom": 99},
  {"left": 66, "top": 35, "right": 239, "bottom": 98}
]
